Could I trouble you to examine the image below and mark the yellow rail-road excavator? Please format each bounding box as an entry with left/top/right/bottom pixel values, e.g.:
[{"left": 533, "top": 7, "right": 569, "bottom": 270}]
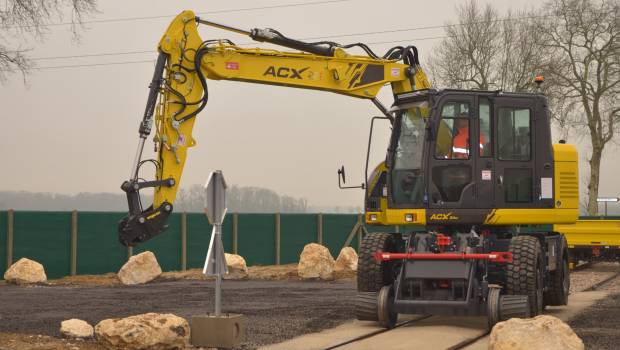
[{"left": 119, "top": 10, "right": 579, "bottom": 328}]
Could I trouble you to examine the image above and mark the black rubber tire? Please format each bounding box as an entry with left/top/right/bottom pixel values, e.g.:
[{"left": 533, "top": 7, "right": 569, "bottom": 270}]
[
  {"left": 356, "top": 292, "right": 379, "bottom": 321},
  {"left": 377, "top": 285, "right": 397, "bottom": 329},
  {"left": 357, "top": 233, "right": 400, "bottom": 292},
  {"left": 505, "top": 235, "right": 544, "bottom": 316},
  {"left": 488, "top": 288, "right": 530, "bottom": 328},
  {"left": 487, "top": 287, "right": 501, "bottom": 328},
  {"left": 544, "top": 237, "right": 570, "bottom": 306},
  {"left": 499, "top": 295, "right": 530, "bottom": 320}
]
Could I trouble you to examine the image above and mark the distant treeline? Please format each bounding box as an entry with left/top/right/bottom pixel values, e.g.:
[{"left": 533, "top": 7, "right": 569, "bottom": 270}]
[
  {"left": 175, "top": 185, "right": 308, "bottom": 213},
  {"left": 0, "top": 185, "right": 313, "bottom": 213}
]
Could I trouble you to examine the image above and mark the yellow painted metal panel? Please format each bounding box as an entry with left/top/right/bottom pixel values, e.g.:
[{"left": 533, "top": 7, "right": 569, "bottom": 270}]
[
  {"left": 484, "top": 208, "right": 578, "bottom": 225},
  {"left": 555, "top": 220, "right": 620, "bottom": 247},
  {"left": 552, "top": 143, "right": 578, "bottom": 162},
  {"left": 366, "top": 209, "right": 426, "bottom": 225},
  {"left": 553, "top": 144, "right": 579, "bottom": 210}
]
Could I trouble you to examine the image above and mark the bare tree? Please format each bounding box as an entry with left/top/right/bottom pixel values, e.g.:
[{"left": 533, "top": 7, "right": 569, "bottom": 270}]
[
  {"left": 0, "top": 0, "right": 97, "bottom": 81},
  {"left": 428, "top": 0, "right": 543, "bottom": 91},
  {"left": 538, "top": 0, "right": 620, "bottom": 215}
]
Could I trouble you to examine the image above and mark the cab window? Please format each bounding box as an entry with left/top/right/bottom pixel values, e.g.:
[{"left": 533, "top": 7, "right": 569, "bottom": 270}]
[
  {"left": 479, "top": 98, "right": 492, "bottom": 157},
  {"left": 498, "top": 107, "right": 531, "bottom": 161},
  {"left": 435, "top": 102, "right": 470, "bottom": 159}
]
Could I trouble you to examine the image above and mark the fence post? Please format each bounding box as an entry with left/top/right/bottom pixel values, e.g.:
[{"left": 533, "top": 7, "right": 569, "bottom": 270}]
[
  {"left": 317, "top": 213, "right": 323, "bottom": 245},
  {"left": 232, "top": 213, "right": 238, "bottom": 255},
  {"left": 6, "top": 209, "right": 14, "bottom": 268},
  {"left": 70, "top": 210, "right": 78, "bottom": 276},
  {"left": 275, "top": 213, "right": 281, "bottom": 265},
  {"left": 181, "top": 212, "right": 187, "bottom": 271}
]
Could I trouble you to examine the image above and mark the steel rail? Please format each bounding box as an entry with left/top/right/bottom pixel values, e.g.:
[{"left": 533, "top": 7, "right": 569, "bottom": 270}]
[{"left": 323, "top": 315, "right": 432, "bottom": 350}]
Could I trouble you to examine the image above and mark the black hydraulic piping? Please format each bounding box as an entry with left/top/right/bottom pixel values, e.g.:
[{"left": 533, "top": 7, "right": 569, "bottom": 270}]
[{"left": 196, "top": 18, "right": 336, "bottom": 57}]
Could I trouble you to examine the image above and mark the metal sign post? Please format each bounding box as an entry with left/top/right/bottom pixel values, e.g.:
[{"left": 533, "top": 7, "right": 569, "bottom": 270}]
[
  {"left": 203, "top": 170, "right": 228, "bottom": 316},
  {"left": 192, "top": 170, "right": 246, "bottom": 348},
  {"left": 597, "top": 197, "right": 619, "bottom": 216}
]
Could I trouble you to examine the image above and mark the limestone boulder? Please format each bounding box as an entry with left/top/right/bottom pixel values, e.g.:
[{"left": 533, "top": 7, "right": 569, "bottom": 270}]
[
  {"left": 60, "top": 319, "right": 94, "bottom": 339},
  {"left": 334, "top": 247, "right": 358, "bottom": 272},
  {"left": 95, "top": 312, "right": 189, "bottom": 350},
  {"left": 3, "top": 257, "right": 47, "bottom": 284},
  {"left": 297, "top": 243, "right": 335, "bottom": 280},
  {"left": 490, "top": 315, "right": 584, "bottom": 350},
  {"left": 117, "top": 251, "right": 162, "bottom": 285},
  {"left": 224, "top": 253, "right": 248, "bottom": 280}
]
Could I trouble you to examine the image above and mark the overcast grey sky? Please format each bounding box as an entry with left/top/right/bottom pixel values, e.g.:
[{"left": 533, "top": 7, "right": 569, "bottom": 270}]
[{"left": 1, "top": 0, "right": 617, "bottom": 209}]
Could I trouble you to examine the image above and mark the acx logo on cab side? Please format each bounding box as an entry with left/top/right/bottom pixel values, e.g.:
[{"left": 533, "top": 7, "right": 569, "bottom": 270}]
[
  {"left": 264, "top": 66, "right": 309, "bottom": 79},
  {"left": 430, "top": 212, "right": 459, "bottom": 220}
]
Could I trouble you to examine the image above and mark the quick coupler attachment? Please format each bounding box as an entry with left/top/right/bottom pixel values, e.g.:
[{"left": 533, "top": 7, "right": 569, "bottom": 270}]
[
  {"left": 118, "top": 202, "right": 173, "bottom": 246},
  {"left": 118, "top": 177, "right": 175, "bottom": 246}
]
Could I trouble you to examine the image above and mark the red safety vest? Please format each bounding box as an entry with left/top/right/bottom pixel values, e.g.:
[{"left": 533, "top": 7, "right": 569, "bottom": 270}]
[{"left": 452, "top": 127, "right": 485, "bottom": 159}]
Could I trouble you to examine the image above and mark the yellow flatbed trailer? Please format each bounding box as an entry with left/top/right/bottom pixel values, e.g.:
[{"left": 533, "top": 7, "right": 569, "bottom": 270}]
[{"left": 554, "top": 217, "right": 620, "bottom": 264}]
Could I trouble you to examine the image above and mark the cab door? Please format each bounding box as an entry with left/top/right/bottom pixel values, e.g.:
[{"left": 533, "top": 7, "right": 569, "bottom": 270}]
[
  {"left": 427, "top": 95, "right": 476, "bottom": 209},
  {"left": 474, "top": 96, "right": 494, "bottom": 208},
  {"left": 493, "top": 97, "right": 537, "bottom": 208}
]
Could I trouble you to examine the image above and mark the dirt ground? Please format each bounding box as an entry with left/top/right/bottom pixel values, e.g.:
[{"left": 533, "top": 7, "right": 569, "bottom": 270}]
[
  {"left": 0, "top": 279, "right": 357, "bottom": 350},
  {"left": 46, "top": 264, "right": 355, "bottom": 287}
]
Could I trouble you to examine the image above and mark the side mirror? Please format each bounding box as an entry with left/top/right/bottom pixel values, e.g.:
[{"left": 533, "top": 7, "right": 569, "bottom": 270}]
[
  {"left": 337, "top": 165, "right": 365, "bottom": 190},
  {"left": 338, "top": 166, "right": 346, "bottom": 184}
]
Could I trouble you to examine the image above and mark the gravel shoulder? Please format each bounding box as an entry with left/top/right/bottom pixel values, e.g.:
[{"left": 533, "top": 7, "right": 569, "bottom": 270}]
[
  {"left": 0, "top": 279, "right": 357, "bottom": 350},
  {"left": 568, "top": 262, "right": 620, "bottom": 350}
]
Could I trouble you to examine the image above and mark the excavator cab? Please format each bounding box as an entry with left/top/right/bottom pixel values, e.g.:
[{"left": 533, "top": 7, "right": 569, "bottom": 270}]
[{"left": 365, "top": 89, "right": 578, "bottom": 227}]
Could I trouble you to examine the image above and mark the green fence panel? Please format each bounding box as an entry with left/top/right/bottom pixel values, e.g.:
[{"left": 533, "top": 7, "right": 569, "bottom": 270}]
[
  {"left": 322, "top": 214, "right": 358, "bottom": 258},
  {"left": 0, "top": 211, "right": 6, "bottom": 276},
  {"left": 134, "top": 213, "right": 183, "bottom": 271},
  {"left": 76, "top": 212, "right": 128, "bottom": 275},
  {"left": 186, "top": 213, "right": 232, "bottom": 269},
  {"left": 12, "top": 211, "right": 71, "bottom": 279},
  {"left": 280, "top": 214, "right": 317, "bottom": 264},
  {"left": 237, "top": 214, "right": 275, "bottom": 266}
]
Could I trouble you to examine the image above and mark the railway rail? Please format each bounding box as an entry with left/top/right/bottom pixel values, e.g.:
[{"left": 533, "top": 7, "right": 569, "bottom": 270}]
[{"left": 323, "top": 261, "right": 619, "bottom": 350}]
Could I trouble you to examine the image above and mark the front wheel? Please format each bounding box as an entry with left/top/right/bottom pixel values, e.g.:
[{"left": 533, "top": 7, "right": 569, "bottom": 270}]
[
  {"left": 505, "top": 235, "right": 544, "bottom": 316},
  {"left": 357, "top": 233, "right": 401, "bottom": 292}
]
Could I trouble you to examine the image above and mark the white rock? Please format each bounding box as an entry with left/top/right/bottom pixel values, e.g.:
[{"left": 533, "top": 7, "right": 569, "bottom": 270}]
[
  {"left": 117, "top": 251, "right": 162, "bottom": 285},
  {"left": 3, "top": 258, "right": 47, "bottom": 284},
  {"left": 297, "top": 243, "right": 335, "bottom": 280},
  {"left": 60, "top": 319, "right": 93, "bottom": 339},
  {"left": 224, "top": 253, "right": 248, "bottom": 279},
  {"left": 334, "top": 247, "right": 358, "bottom": 272},
  {"left": 490, "top": 315, "right": 585, "bottom": 350},
  {"left": 95, "top": 312, "right": 189, "bottom": 350}
]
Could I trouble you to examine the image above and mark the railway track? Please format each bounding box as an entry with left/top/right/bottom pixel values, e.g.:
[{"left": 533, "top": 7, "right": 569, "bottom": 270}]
[
  {"left": 324, "top": 262, "right": 620, "bottom": 350},
  {"left": 323, "top": 315, "right": 432, "bottom": 350}
]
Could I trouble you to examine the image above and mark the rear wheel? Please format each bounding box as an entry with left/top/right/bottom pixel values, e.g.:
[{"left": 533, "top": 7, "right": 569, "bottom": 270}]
[
  {"left": 357, "top": 233, "right": 401, "bottom": 292},
  {"left": 545, "top": 237, "right": 570, "bottom": 306},
  {"left": 505, "top": 235, "right": 544, "bottom": 316}
]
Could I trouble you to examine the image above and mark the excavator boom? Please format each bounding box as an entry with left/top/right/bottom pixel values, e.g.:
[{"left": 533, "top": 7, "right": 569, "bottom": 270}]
[{"left": 118, "top": 10, "right": 431, "bottom": 246}]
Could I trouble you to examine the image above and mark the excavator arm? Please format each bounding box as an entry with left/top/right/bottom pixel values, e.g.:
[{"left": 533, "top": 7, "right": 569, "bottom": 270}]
[{"left": 118, "top": 10, "right": 431, "bottom": 246}]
